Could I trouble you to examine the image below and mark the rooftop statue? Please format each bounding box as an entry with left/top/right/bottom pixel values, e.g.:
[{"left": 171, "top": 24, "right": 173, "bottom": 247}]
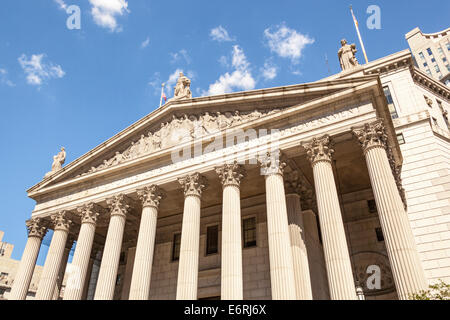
[
  {"left": 338, "top": 39, "right": 359, "bottom": 71},
  {"left": 45, "top": 147, "right": 66, "bottom": 178},
  {"left": 173, "top": 72, "right": 192, "bottom": 100}
]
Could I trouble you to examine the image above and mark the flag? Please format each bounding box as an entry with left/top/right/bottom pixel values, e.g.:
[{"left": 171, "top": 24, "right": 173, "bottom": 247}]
[
  {"left": 350, "top": 6, "right": 358, "bottom": 28},
  {"left": 162, "top": 91, "right": 167, "bottom": 102}
]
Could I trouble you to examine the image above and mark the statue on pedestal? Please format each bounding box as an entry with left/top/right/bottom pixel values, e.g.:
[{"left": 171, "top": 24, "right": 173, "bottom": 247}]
[
  {"left": 45, "top": 147, "right": 66, "bottom": 177},
  {"left": 338, "top": 39, "right": 359, "bottom": 71},
  {"left": 172, "top": 72, "right": 192, "bottom": 100}
]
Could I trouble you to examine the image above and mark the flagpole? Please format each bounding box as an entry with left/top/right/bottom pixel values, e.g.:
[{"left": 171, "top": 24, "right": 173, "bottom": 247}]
[
  {"left": 350, "top": 5, "right": 369, "bottom": 64},
  {"left": 160, "top": 83, "right": 165, "bottom": 108}
]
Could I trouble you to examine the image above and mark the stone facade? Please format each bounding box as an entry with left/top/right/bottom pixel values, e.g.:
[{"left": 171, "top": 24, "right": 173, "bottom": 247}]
[{"left": 8, "top": 46, "right": 450, "bottom": 300}]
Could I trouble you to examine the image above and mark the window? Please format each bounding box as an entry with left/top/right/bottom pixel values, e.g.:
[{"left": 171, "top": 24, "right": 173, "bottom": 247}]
[
  {"left": 172, "top": 233, "right": 181, "bottom": 261},
  {"left": 446, "top": 64, "right": 450, "bottom": 72},
  {"left": 434, "top": 65, "right": 441, "bottom": 73},
  {"left": 397, "top": 133, "right": 405, "bottom": 145},
  {"left": 375, "top": 228, "right": 384, "bottom": 242},
  {"left": 383, "top": 86, "right": 398, "bottom": 119},
  {"left": 423, "top": 62, "right": 428, "bottom": 67},
  {"left": 443, "top": 57, "right": 447, "bottom": 63},
  {"left": 431, "top": 57, "right": 436, "bottom": 63},
  {"left": 447, "top": 42, "right": 450, "bottom": 51},
  {"left": 437, "top": 47, "right": 444, "bottom": 56},
  {"left": 367, "top": 200, "right": 377, "bottom": 213},
  {"left": 425, "top": 68, "right": 432, "bottom": 76},
  {"left": 243, "top": 217, "right": 257, "bottom": 248},
  {"left": 418, "top": 52, "right": 425, "bottom": 60},
  {"left": 206, "top": 225, "right": 219, "bottom": 255},
  {"left": 116, "top": 274, "right": 122, "bottom": 286},
  {"left": 427, "top": 48, "right": 433, "bottom": 56}
]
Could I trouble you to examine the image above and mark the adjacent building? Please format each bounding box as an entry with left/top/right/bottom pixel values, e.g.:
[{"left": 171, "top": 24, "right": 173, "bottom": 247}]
[{"left": 406, "top": 27, "right": 450, "bottom": 86}]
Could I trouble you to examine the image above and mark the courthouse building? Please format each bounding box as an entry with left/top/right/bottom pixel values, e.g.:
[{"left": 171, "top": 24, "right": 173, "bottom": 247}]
[{"left": 8, "top": 34, "right": 450, "bottom": 300}]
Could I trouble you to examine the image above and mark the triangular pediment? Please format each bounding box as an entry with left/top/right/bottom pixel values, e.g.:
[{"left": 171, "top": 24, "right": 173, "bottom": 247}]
[{"left": 28, "top": 76, "right": 383, "bottom": 197}]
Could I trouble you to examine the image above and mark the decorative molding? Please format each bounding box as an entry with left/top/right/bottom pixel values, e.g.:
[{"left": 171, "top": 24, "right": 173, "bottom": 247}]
[
  {"left": 258, "top": 150, "right": 286, "bottom": 176},
  {"left": 303, "top": 135, "right": 334, "bottom": 165},
  {"left": 137, "top": 185, "right": 165, "bottom": 209},
  {"left": 352, "top": 120, "right": 388, "bottom": 154},
  {"left": 215, "top": 162, "right": 246, "bottom": 188},
  {"left": 26, "top": 218, "right": 48, "bottom": 239},
  {"left": 178, "top": 173, "right": 208, "bottom": 198},
  {"left": 51, "top": 211, "right": 72, "bottom": 232},
  {"left": 106, "top": 194, "right": 132, "bottom": 218},
  {"left": 77, "top": 203, "right": 103, "bottom": 226}
]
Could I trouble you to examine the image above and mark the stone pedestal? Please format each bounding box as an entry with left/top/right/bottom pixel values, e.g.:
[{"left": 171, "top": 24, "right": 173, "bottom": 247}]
[
  {"left": 303, "top": 136, "right": 357, "bottom": 300},
  {"left": 176, "top": 173, "right": 207, "bottom": 300},
  {"left": 94, "top": 195, "right": 130, "bottom": 300},
  {"left": 36, "top": 212, "right": 72, "bottom": 300},
  {"left": 216, "top": 163, "right": 246, "bottom": 300},
  {"left": 353, "top": 121, "right": 428, "bottom": 299},
  {"left": 9, "top": 218, "right": 47, "bottom": 300},
  {"left": 129, "top": 185, "right": 165, "bottom": 300}
]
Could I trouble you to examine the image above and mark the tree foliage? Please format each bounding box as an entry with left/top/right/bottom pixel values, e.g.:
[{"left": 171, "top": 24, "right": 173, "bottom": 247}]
[{"left": 410, "top": 280, "right": 450, "bottom": 300}]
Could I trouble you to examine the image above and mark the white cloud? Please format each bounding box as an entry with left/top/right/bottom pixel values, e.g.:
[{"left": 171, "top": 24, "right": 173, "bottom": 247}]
[
  {"left": 54, "top": 0, "right": 68, "bottom": 10},
  {"left": 261, "top": 61, "right": 277, "bottom": 80},
  {"left": 205, "top": 45, "right": 256, "bottom": 96},
  {"left": 89, "top": 0, "right": 129, "bottom": 32},
  {"left": 18, "top": 54, "right": 65, "bottom": 86},
  {"left": 0, "top": 68, "right": 15, "bottom": 87},
  {"left": 210, "top": 26, "right": 235, "bottom": 42},
  {"left": 141, "top": 37, "right": 150, "bottom": 48},
  {"left": 264, "top": 23, "right": 314, "bottom": 64},
  {"left": 218, "top": 55, "right": 228, "bottom": 67},
  {"left": 170, "top": 49, "right": 190, "bottom": 64}
]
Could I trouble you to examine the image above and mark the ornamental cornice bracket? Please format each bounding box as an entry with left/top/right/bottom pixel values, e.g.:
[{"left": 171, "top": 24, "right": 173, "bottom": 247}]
[
  {"left": 137, "top": 185, "right": 166, "bottom": 209},
  {"left": 106, "top": 194, "right": 132, "bottom": 218},
  {"left": 178, "top": 173, "right": 208, "bottom": 198},
  {"left": 303, "top": 135, "right": 334, "bottom": 165},
  {"left": 215, "top": 161, "right": 247, "bottom": 188}
]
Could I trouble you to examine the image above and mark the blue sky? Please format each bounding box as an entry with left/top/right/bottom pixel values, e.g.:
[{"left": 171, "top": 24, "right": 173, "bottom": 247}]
[{"left": 0, "top": 0, "right": 449, "bottom": 265}]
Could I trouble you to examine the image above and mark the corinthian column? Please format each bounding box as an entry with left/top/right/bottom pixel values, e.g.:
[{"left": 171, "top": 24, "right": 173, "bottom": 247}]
[
  {"left": 176, "top": 173, "right": 208, "bottom": 300},
  {"left": 303, "top": 136, "right": 356, "bottom": 300},
  {"left": 284, "top": 170, "right": 313, "bottom": 300},
  {"left": 64, "top": 203, "right": 101, "bottom": 300},
  {"left": 53, "top": 236, "right": 75, "bottom": 300},
  {"left": 258, "top": 151, "right": 296, "bottom": 300},
  {"left": 129, "top": 185, "right": 165, "bottom": 300},
  {"left": 94, "top": 194, "right": 131, "bottom": 300},
  {"left": 216, "top": 162, "right": 246, "bottom": 300},
  {"left": 352, "top": 120, "right": 427, "bottom": 299},
  {"left": 36, "top": 211, "right": 72, "bottom": 300},
  {"left": 9, "top": 218, "right": 47, "bottom": 300}
]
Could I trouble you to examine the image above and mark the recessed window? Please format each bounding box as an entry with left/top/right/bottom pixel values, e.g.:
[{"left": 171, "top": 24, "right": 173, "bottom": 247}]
[
  {"left": 425, "top": 68, "right": 432, "bottom": 76},
  {"left": 397, "top": 133, "right": 405, "bottom": 145},
  {"left": 434, "top": 65, "right": 441, "bottom": 73},
  {"left": 243, "top": 217, "right": 257, "bottom": 248},
  {"left": 206, "top": 225, "right": 219, "bottom": 255},
  {"left": 419, "top": 52, "right": 425, "bottom": 60},
  {"left": 367, "top": 199, "right": 377, "bottom": 213},
  {"left": 423, "top": 62, "right": 428, "bottom": 67},
  {"left": 427, "top": 48, "right": 433, "bottom": 56},
  {"left": 375, "top": 228, "right": 384, "bottom": 242},
  {"left": 383, "top": 86, "right": 398, "bottom": 119},
  {"left": 437, "top": 47, "right": 444, "bottom": 56},
  {"left": 116, "top": 274, "right": 122, "bottom": 285},
  {"left": 431, "top": 57, "right": 436, "bottom": 63},
  {"left": 172, "top": 233, "right": 181, "bottom": 261}
]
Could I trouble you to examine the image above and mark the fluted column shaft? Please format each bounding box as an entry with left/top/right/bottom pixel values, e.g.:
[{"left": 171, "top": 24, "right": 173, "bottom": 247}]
[
  {"left": 304, "top": 136, "right": 357, "bottom": 300},
  {"left": 259, "top": 152, "right": 296, "bottom": 300},
  {"left": 9, "top": 219, "right": 47, "bottom": 300},
  {"left": 353, "top": 121, "right": 427, "bottom": 299},
  {"left": 53, "top": 243, "right": 72, "bottom": 300},
  {"left": 216, "top": 163, "right": 246, "bottom": 300},
  {"left": 286, "top": 194, "right": 313, "bottom": 300},
  {"left": 129, "top": 185, "right": 165, "bottom": 300},
  {"left": 94, "top": 195, "right": 130, "bottom": 300},
  {"left": 64, "top": 203, "right": 100, "bottom": 300},
  {"left": 36, "top": 212, "right": 72, "bottom": 300},
  {"left": 176, "top": 173, "right": 207, "bottom": 300}
]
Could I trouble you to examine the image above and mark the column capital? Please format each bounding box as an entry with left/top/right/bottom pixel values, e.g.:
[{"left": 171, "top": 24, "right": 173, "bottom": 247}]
[
  {"left": 215, "top": 162, "right": 247, "bottom": 188},
  {"left": 106, "top": 194, "right": 132, "bottom": 218},
  {"left": 51, "top": 211, "right": 72, "bottom": 232},
  {"left": 258, "top": 150, "right": 286, "bottom": 176},
  {"left": 26, "top": 218, "right": 48, "bottom": 239},
  {"left": 352, "top": 120, "right": 388, "bottom": 154},
  {"left": 178, "top": 173, "right": 208, "bottom": 198},
  {"left": 303, "top": 135, "right": 334, "bottom": 165},
  {"left": 137, "top": 185, "right": 165, "bottom": 209},
  {"left": 77, "top": 203, "right": 103, "bottom": 226}
]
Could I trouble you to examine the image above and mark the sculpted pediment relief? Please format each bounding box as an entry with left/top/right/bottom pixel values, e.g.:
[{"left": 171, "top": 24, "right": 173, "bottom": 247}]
[{"left": 76, "top": 108, "right": 282, "bottom": 177}]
